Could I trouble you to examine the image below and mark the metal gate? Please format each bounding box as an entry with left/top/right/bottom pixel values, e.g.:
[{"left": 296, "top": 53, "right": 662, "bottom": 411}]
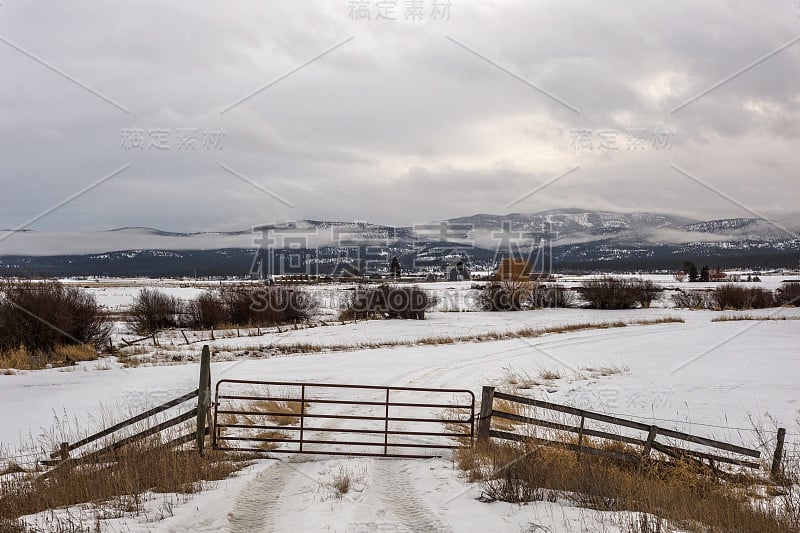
[{"left": 212, "top": 379, "right": 475, "bottom": 458}]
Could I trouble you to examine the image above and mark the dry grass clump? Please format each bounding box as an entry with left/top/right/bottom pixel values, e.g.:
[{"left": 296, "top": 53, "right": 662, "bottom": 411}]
[
  {"left": 538, "top": 368, "right": 562, "bottom": 381},
  {"left": 629, "top": 317, "right": 684, "bottom": 325},
  {"left": 251, "top": 399, "right": 305, "bottom": 426},
  {"left": 581, "top": 364, "right": 630, "bottom": 377},
  {"left": 457, "top": 440, "right": 800, "bottom": 532},
  {"left": 321, "top": 463, "right": 366, "bottom": 500},
  {"left": 712, "top": 314, "right": 800, "bottom": 322},
  {"left": 330, "top": 465, "right": 352, "bottom": 498},
  {"left": 0, "top": 346, "right": 31, "bottom": 371},
  {"left": 251, "top": 430, "right": 289, "bottom": 451},
  {"left": 51, "top": 344, "right": 98, "bottom": 363},
  {"left": 0, "top": 439, "right": 246, "bottom": 522},
  {"left": 0, "top": 343, "right": 99, "bottom": 371},
  {"left": 501, "top": 366, "right": 540, "bottom": 389}
]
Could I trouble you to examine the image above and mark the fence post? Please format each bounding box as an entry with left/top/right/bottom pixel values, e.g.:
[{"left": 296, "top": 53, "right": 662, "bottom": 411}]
[
  {"left": 643, "top": 425, "right": 659, "bottom": 458},
  {"left": 196, "top": 345, "right": 211, "bottom": 454},
  {"left": 771, "top": 428, "right": 786, "bottom": 479},
  {"left": 576, "top": 416, "right": 585, "bottom": 462},
  {"left": 59, "top": 442, "right": 69, "bottom": 462},
  {"left": 477, "top": 386, "right": 495, "bottom": 442}
]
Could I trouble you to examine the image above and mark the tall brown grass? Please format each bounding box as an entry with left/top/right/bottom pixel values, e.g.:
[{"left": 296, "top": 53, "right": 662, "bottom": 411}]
[
  {"left": 0, "top": 437, "right": 246, "bottom": 525},
  {"left": 457, "top": 441, "right": 800, "bottom": 532},
  {"left": 0, "top": 343, "right": 98, "bottom": 371}
]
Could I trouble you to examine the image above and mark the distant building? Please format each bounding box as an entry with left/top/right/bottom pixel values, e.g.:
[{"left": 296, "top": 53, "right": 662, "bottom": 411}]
[
  {"left": 445, "top": 259, "right": 471, "bottom": 281},
  {"left": 495, "top": 258, "right": 532, "bottom": 281}
]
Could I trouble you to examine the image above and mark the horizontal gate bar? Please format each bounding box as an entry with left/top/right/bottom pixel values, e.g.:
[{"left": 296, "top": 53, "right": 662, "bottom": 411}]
[
  {"left": 217, "top": 395, "right": 472, "bottom": 410},
  {"left": 214, "top": 446, "right": 446, "bottom": 459},
  {"left": 216, "top": 410, "right": 466, "bottom": 424},
  {"left": 217, "top": 424, "right": 469, "bottom": 438},
  {"left": 218, "top": 436, "right": 460, "bottom": 449},
  {"left": 216, "top": 378, "right": 476, "bottom": 396}
]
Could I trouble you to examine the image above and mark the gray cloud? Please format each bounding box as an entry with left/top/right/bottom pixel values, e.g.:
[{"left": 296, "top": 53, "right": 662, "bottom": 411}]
[{"left": 0, "top": 0, "right": 798, "bottom": 242}]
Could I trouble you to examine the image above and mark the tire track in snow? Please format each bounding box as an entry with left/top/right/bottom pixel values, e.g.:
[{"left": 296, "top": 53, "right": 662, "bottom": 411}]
[
  {"left": 227, "top": 462, "right": 294, "bottom": 533},
  {"left": 393, "top": 321, "right": 696, "bottom": 390},
  {"left": 374, "top": 460, "right": 451, "bottom": 533}
]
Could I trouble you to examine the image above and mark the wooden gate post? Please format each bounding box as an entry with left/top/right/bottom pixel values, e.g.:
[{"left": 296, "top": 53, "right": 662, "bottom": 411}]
[
  {"left": 771, "top": 427, "right": 786, "bottom": 479},
  {"left": 196, "top": 345, "right": 211, "bottom": 454},
  {"left": 476, "top": 386, "right": 495, "bottom": 442}
]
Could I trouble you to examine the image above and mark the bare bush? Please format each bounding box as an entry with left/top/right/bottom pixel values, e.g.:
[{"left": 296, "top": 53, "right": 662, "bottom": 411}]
[
  {"left": 184, "top": 291, "right": 228, "bottom": 329},
  {"left": 777, "top": 282, "right": 800, "bottom": 306},
  {"left": 0, "top": 280, "right": 110, "bottom": 359},
  {"left": 340, "top": 284, "right": 435, "bottom": 320},
  {"left": 578, "top": 277, "right": 657, "bottom": 310},
  {"left": 713, "top": 284, "right": 775, "bottom": 310},
  {"left": 223, "top": 285, "right": 317, "bottom": 326},
  {"left": 479, "top": 281, "right": 531, "bottom": 311},
  {"left": 635, "top": 279, "right": 662, "bottom": 308},
  {"left": 130, "top": 288, "right": 183, "bottom": 335},
  {"left": 671, "top": 290, "right": 713, "bottom": 309},
  {"left": 530, "top": 283, "right": 576, "bottom": 309}
]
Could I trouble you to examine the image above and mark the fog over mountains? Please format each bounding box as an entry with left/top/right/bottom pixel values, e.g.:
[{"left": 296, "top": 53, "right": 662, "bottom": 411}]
[{"left": 1, "top": 209, "right": 798, "bottom": 276}]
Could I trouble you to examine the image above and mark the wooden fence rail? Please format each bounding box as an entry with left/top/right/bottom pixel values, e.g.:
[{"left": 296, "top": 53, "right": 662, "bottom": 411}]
[
  {"left": 43, "top": 346, "right": 212, "bottom": 467},
  {"left": 477, "top": 387, "right": 764, "bottom": 470}
]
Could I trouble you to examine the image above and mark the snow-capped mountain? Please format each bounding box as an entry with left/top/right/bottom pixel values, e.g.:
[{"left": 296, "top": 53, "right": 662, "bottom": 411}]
[{"left": 1, "top": 210, "right": 798, "bottom": 275}]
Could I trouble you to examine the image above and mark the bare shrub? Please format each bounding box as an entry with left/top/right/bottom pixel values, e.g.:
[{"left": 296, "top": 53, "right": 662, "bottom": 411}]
[
  {"left": 0, "top": 280, "right": 109, "bottom": 363},
  {"left": 340, "top": 284, "right": 435, "bottom": 320},
  {"left": 130, "top": 288, "right": 183, "bottom": 335},
  {"left": 713, "top": 284, "right": 775, "bottom": 310},
  {"left": 184, "top": 291, "right": 228, "bottom": 329},
  {"left": 479, "top": 281, "right": 531, "bottom": 311},
  {"left": 577, "top": 277, "right": 646, "bottom": 310},
  {"left": 635, "top": 279, "right": 662, "bottom": 308},
  {"left": 777, "top": 282, "right": 800, "bottom": 306},
  {"left": 671, "top": 290, "right": 713, "bottom": 309},
  {"left": 530, "top": 283, "right": 576, "bottom": 308},
  {"left": 223, "top": 285, "right": 317, "bottom": 326}
]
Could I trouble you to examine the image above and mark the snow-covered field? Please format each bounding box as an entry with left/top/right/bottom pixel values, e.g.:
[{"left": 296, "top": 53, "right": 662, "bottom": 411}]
[{"left": 3, "top": 277, "right": 799, "bottom": 532}]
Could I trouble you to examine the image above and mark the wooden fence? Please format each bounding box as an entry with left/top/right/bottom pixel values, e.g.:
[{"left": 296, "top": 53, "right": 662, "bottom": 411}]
[
  {"left": 42, "top": 346, "right": 213, "bottom": 470},
  {"left": 476, "top": 387, "right": 776, "bottom": 472}
]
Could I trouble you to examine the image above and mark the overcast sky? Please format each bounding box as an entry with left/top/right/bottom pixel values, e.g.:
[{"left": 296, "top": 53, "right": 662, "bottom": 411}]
[{"left": 1, "top": 0, "right": 798, "bottom": 233}]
